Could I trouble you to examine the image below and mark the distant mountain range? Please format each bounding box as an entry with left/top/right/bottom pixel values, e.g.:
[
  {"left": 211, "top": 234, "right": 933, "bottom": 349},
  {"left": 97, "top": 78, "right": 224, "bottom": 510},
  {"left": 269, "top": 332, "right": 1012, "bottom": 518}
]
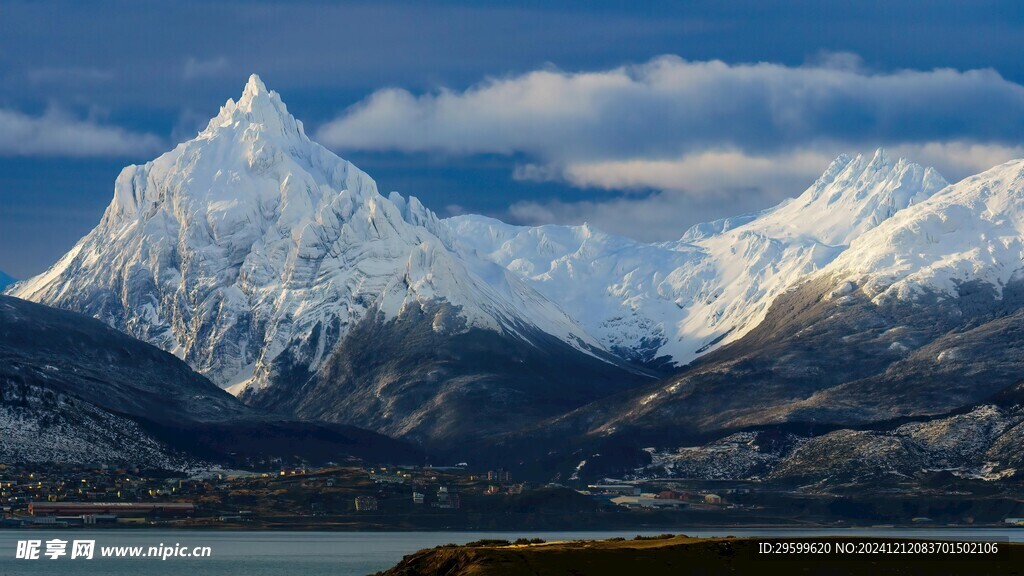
[
  {"left": 8, "top": 76, "right": 1024, "bottom": 483},
  {"left": 449, "top": 150, "right": 946, "bottom": 367}
]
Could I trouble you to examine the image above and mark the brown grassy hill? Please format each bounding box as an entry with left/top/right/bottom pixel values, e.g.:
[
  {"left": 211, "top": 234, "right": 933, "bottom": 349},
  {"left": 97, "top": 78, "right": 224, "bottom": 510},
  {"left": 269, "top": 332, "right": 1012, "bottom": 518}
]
[{"left": 375, "top": 535, "right": 1024, "bottom": 576}]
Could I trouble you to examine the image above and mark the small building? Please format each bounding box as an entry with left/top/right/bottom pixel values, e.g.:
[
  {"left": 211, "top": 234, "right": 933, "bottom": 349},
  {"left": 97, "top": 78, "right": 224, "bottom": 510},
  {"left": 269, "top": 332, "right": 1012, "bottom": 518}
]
[
  {"left": 703, "top": 494, "right": 722, "bottom": 505},
  {"left": 1005, "top": 518, "right": 1024, "bottom": 526},
  {"left": 486, "top": 470, "right": 511, "bottom": 482},
  {"left": 433, "top": 486, "right": 461, "bottom": 509},
  {"left": 412, "top": 492, "right": 425, "bottom": 505},
  {"left": 355, "top": 496, "right": 378, "bottom": 511},
  {"left": 657, "top": 490, "right": 688, "bottom": 501}
]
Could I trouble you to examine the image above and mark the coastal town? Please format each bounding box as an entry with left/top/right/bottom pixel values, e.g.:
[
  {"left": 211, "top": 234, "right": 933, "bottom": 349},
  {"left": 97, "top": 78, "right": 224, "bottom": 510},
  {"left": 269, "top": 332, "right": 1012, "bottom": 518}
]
[
  {"left": 3, "top": 461, "right": 1022, "bottom": 530},
  {"left": 0, "top": 462, "right": 753, "bottom": 530}
]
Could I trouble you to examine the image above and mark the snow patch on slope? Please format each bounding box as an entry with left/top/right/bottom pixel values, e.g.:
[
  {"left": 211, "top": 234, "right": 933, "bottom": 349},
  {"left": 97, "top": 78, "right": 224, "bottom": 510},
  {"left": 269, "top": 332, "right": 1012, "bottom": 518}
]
[
  {"left": 825, "top": 158, "right": 1024, "bottom": 302},
  {"left": 447, "top": 150, "right": 947, "bottom": 365}
]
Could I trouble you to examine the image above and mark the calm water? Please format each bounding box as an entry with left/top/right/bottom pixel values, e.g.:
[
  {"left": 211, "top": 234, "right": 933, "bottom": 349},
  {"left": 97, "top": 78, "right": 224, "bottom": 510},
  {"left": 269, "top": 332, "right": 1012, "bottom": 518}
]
[{"left": 0, "top": 528, "right": 1021, "bottom": 576}]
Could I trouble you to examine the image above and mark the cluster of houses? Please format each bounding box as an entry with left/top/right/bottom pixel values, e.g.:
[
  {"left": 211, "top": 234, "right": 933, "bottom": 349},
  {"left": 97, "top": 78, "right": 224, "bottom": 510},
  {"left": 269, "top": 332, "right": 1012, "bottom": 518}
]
[{"left": 0, "top": 464, "right": 214, "bottom": 527}]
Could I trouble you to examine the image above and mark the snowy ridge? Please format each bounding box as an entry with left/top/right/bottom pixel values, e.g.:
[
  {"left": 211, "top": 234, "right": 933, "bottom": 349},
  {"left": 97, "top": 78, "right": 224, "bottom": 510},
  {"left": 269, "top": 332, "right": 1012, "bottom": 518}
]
[
  {"left": 823, "top": 157, "right": 1024, "bottom": 302},
  {"left": 9, "top": 75, "right": 604, "bottom": 394},
  {"left": 447, "top": 150, "right": 948, "bottom": 365}
]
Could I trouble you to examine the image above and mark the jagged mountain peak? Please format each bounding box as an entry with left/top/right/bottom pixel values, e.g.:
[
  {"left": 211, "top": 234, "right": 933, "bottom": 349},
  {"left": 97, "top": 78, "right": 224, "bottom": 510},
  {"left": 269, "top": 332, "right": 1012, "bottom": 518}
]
[
  {"left": 10, "top": 78, "right": 608, "bottom": 396},
  {"left": 241, "top": 73, "right": 270, "bottom": 100},
  {"left": 677, "top": 149, "right": 946, "bottom": 245},
  {"left": 825, "top": 155, "right": 1024, "bottom": 301},
  {"left": 203, "top": 73, "right": 302, "bottom": 140},
  {"left": 809, "top": 148, "right": 942, "bottom": 201},
  {"left": 98, "top": 75, "right": 376, "bottom": 228},
  {"left": 730, "top": 149, "right": 948, "bottom": 247}
]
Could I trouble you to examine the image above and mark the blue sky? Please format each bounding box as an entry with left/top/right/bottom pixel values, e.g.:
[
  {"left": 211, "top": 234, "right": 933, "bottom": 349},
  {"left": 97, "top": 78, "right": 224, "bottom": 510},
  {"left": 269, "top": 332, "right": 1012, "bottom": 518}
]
[{"left": 3, "top": 0, "right": 1024, "bottom": 277}]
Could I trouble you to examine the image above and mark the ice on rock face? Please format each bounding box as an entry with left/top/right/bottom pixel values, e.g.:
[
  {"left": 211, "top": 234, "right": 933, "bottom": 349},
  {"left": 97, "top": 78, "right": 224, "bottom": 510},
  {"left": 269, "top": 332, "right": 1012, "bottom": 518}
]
[
  {"left": 446, "top": 149, "right": 948, "bottom": 366},
  {"left": 9, "top": 75, "right": 604, "bottom": 394},
  {"left": 823, "top": 157, "right": 1024, "bottom": 302}
]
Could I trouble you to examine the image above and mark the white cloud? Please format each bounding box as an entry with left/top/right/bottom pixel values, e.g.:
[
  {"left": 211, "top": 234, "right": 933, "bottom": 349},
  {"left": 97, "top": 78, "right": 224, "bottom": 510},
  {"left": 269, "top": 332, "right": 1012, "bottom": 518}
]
[
  {"left": 0, "top": 107, "right": 163, "bottom": 157},
  {"left": 317, "top": 55, "right": 1024, "bottom": 165},
  {"left": 519, "top": 148, "right": 835, "bottom": 195},
  {"left": 315, "top": 55, "right": 1024, "bottom": 240}
]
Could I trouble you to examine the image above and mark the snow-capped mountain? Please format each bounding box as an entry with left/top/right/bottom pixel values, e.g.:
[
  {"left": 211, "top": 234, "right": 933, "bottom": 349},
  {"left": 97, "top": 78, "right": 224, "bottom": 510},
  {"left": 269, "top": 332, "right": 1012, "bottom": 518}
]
[
  {"left": 507, "top": 154, "right": 1024, "bottom": 480},
  {"left": 447, "top": 150, "right": 948, "bottom": 366},
  {"left": 824, "top": 157, "right": 1024, "bottom": 302},
  {"left": 8, "top": 75, "right": 606, "bottom": 398}
]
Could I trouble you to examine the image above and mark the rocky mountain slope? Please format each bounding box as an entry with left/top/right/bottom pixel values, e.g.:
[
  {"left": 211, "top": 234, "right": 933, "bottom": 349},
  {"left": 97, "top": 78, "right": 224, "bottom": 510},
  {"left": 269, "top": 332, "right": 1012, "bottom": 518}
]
[
  {"left": 0, "top": 295, "right": 419, "bottom": 467},
  {"left": 496, "top": 158, "right": 1024, "bottom": 482},
  {"left": 637, "top": 401, "right": 1024, "bottom": 486}
]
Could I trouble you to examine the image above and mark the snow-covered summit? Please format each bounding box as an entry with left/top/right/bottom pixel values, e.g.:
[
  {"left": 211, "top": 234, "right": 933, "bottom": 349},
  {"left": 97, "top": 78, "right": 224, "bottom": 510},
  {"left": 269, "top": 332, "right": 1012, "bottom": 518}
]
[
  {"left": 683, "top": 150, "right": 946, "bottom": 245},
  {"left": 447, "top": 149, "right": 948, "bottom": 365},
  {"left": 9, "top": 75, "right": 604, "bottom": 393},
  {"left": 206, "top": 74, "right": 303, "bottom": 138},
  {"left": 734, "top": 149, "right": 947, "bottom": 247},
  {"left": 824, "top": 156, "right": 1024, "bottom": 301}
]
